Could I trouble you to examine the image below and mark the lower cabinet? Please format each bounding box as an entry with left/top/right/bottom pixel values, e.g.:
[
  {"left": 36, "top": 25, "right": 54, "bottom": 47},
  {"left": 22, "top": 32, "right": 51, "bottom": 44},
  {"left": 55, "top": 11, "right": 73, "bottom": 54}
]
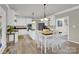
[
  {"left": 28, "top": 30, "right": 36, "bottom": 40},
  {"left": 8, "top": 32, "right": 18, "bottom": 43},
  {"left": 15, "top": 32, "right": 18, "bottom": 43}
]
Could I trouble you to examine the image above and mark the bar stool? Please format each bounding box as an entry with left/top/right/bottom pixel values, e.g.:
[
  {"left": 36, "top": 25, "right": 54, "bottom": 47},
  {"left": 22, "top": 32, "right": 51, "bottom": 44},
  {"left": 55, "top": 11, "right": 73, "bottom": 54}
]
[
  {"left": 46, "top": 34, "right": 66, "bottom": 53},
  {"left": 35, "top": 31, "right": 44, "bottom": 53}
]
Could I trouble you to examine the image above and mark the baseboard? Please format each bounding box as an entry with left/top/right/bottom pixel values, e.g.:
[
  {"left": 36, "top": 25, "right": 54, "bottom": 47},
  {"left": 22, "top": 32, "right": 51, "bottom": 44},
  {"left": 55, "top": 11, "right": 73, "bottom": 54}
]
[{"left": 68, "top": 40, "right": 79, "bottom": 44}]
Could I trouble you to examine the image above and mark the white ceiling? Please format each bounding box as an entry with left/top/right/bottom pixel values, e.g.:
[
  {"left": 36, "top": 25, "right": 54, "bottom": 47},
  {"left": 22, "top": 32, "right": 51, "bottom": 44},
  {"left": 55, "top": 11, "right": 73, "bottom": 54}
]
[{"left": 9, "top": 4, "right": 79, "bottom": 18}]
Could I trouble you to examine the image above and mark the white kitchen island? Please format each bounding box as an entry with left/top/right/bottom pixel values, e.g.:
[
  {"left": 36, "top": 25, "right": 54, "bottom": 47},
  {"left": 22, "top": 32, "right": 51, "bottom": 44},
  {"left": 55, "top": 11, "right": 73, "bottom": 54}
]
[{"left": 37, "top": 31, "right": 54, "bottom": 54}]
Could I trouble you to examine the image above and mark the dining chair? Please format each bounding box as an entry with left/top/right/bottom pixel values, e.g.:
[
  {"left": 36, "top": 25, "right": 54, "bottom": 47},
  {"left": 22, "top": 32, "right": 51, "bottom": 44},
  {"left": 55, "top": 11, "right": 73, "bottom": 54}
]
[
  {"left": 46, "top": 34, "right": 67, "bottom": 53},
  {"left": 35, "top": 30, "right": 44, "bottom": 53}
]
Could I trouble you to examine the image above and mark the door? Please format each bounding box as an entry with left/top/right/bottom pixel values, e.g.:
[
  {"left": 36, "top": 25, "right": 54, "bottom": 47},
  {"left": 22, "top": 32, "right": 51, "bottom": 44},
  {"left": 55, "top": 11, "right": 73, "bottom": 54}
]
[{"left": 56, "top": 16, "right": 69, "bottom": 40}]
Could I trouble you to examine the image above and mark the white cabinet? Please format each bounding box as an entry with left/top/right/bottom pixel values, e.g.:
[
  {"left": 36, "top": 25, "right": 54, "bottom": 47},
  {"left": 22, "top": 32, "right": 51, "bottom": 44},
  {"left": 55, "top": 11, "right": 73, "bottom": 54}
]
[
  {"left": 8, "top": 32, "right": 18, "bottom": 43},
  {"left": 47, "top": 15, "right": 55, "bottom": 26},
  {"left": 32, "top": 23, "right": 37, "bottom": 30},
  {"left": 18, "top": 29, "right": 28, "bottom": 35},
  {"left": 15, "top": 32, "right": 18, "bottom": 43},
  {"left": 7, "top": 9, "right": 16, "bottom": 26},
  {"left": 28, "top": 30, "right": 36, "bottom": 40},
  {"left": 16, "top": 17, "right": 32, "bottom": 26},
  {"left": 9, "top": 35, "right": 14, "bottom": 42}
]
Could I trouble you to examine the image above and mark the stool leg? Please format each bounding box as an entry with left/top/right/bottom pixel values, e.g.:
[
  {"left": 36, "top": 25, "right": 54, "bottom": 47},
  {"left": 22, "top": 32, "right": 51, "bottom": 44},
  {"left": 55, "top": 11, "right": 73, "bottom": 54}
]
[
  {"left": 37, "top": 42, "right": 39, "bottom": 48},
  {"left": 52, "top": 47, "right": 54, "bottom": 53},
  {"left": 44, "top": 39, "right": 47, "bottom": 54},
  {"left": 41, "top": 42, "right": 43, "bottom": 53}
]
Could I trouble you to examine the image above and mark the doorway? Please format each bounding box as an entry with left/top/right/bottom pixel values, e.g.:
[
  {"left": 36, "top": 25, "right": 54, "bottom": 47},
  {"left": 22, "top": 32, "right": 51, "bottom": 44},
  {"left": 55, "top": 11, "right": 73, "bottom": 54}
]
[{"left": 56, "top": 16, "right": 69, "bottom": 40}]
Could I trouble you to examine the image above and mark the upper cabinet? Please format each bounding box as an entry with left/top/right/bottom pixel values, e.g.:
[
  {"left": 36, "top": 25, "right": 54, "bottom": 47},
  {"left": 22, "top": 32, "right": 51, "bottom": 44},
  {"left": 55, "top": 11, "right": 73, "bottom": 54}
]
[
  {"left": 47, "top": 15, "right": 56, "bottom": 29},
  {"left": 7, "top": 8, "right": 16, "bottom": 26}
]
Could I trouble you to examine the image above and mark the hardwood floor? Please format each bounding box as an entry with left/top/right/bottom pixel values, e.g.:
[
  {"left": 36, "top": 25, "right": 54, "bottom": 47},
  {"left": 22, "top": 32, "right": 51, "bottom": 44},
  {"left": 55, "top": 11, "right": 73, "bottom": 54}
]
[
  {"left": 3, "top": 35, "right": 41, "bottom": 54},
  {"left": 3, "top": 35, "right": 79, "bottom": 54}
]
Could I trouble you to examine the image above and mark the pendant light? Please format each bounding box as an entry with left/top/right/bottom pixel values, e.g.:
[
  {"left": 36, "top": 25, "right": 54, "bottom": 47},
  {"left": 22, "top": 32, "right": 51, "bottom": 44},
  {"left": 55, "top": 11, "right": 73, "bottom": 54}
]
[
  {"left": 41, "top": 4, "right": 48, "bottom": 21},
  {"left": 44, "top": 4, "right": 46, "bottom": 18},
  {"left": 44, "top": 4, "right": 48, "bottom": 21},
  {"left": 32, "top": 12, "right": 36, "bottom": 23}
]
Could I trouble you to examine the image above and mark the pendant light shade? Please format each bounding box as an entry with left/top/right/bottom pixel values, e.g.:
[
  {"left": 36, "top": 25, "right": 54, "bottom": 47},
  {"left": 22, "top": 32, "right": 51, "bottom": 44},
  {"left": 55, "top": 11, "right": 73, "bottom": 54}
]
[{"left": 32, "top": 12, "right": 36, "bottom": 23}]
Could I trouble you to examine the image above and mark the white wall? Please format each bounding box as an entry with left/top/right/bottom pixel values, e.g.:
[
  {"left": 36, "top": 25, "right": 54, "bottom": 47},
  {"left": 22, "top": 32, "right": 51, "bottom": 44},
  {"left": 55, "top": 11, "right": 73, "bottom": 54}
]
[
  {"left": 0, "top": 6, "right": 6, "bottom": 53},
  {"left": 55, "top": 8, "right": 79, "bottom": 43}
]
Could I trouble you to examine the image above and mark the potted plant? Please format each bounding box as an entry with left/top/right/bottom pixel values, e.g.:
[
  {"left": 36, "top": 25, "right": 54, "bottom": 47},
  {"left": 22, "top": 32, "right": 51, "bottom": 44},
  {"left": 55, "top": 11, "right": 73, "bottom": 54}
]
[{"left": 7, "top": 25, "right": 14, "bottom": 33}]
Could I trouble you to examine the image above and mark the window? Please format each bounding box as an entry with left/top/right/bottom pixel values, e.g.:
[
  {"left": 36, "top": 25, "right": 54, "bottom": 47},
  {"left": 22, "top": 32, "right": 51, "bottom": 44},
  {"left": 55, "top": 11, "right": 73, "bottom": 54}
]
[{"left": 57, "top": 20, "right": 63, "bottom": 27}]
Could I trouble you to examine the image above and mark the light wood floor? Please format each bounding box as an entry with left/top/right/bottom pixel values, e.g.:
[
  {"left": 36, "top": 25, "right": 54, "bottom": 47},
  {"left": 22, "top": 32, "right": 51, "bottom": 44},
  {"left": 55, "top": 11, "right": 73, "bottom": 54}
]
[{"left": 3, "top": 35, "right": 79, "bottom": 54}]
